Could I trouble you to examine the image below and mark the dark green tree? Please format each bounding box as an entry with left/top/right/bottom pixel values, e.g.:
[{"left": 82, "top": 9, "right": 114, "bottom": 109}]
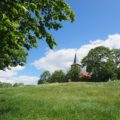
[
  {"left": 95, "top": 61, "right": 117, "bottom": 81},
  {"left": 66, "top": 67, "right": 80, "bottom": 82},
  {"left": 0, "top": 0, "right": 75, "bottom": 70},
  {"left": 48, "top": 70, "right": 66, "bottom": 83},
  {"left": 117, "top": 67, "right": 120, "bottom": 79},
  {"left": 38, "top": 71, "right": 51, "bottom": 84},
  {"left": 82, "top": 46, "right": 117, "bottom": 81}
]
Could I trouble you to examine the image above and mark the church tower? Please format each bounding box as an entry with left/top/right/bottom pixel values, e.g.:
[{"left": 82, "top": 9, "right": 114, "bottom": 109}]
[{"left": 71, "top": 53, "right": 81, "bottom": 71}]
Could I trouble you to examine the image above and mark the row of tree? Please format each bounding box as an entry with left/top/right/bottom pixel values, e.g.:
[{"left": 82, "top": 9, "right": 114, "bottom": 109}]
[
  {"left": 38, "top": 67, "right": 80, "bottom": 84},
  {"left": 0, "top": 82, "right": 24, "bottom": 88},
  {"left": 38, "top": 46, "right": 120, "bottom": 84}
]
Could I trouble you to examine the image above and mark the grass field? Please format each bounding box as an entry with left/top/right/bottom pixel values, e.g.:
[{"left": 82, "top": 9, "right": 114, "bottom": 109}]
[{"left": 0, "top": 81, "right": 120, "bottom": 120}]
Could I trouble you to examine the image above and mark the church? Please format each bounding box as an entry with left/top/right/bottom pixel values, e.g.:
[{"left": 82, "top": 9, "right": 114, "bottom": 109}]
[{"left": 71, "top": 54, "right": 91, "bottom": 78}]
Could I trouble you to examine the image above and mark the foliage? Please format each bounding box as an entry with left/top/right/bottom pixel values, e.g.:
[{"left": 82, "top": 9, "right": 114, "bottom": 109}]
[
  {"left": 82, "top": 46, "right": 118, "bottom": 81},
  {"left": 112, "top": 49, "right": 120, "bottom": 80},
  {"left": 112, "top": 49, "right": 120, "bottom": 67},
  {"left": 48, "top": 70, "right": 66, "bottom": 83},
  {"left": 0, "top": 81, "right": 120, "bottom": 120},
  {"left": 117, "top": 67, "right": 120, "bottom": 79},
  {"left": 38, "top": 71, "right": 51, "bottom": 84},
  {"left": 39, "top": 68, "right": 81, "bottom": 83},
  {"left": 66, "top": 67, "right": 80, "bottom": 82},
  {"left": 92, "top": 61, "right": 117, "bottom": 81},
  {"left": 13, "top": 83, "right": 24, "bottom": 87},
  {"left": 0, "top": 82, "right": 12, "bottom": 88},
  {"left": 0, "top": 0, "right": 75, "bottom": 70}
]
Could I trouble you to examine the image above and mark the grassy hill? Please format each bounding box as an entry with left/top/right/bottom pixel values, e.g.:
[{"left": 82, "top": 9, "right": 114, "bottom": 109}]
[{"left": 0, "top": 81, "right": 120, "bottom": 120}]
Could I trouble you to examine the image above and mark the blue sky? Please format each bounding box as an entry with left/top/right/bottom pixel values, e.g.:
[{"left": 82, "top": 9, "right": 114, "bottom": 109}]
[{"left": 1, "top": 0, "right": 120, "bottom": 84}]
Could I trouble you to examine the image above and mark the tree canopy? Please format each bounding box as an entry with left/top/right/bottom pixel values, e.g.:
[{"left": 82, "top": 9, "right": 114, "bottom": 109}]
[
  {"left": 38, "top": 71, "right": 51, "bottom": 84},
  {"left": 82, "top": 46, "right": 120, "bottom": 81},
  {"left": 66, "top": 67, "right": 80, "bottom": 82},
  {"left": 0, "top": 0, "right": 75, "bottom": 70},
  {"left": 48, "top": 70, "right": 66, "bottom": 83}
]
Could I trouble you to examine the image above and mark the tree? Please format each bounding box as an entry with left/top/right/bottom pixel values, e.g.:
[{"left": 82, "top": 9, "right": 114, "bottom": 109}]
[
  {"left": 117, "top": 67, "right": 120, "bottom": 80},
  {"left": 0, "top": 0, "right": 75, "bottom": 70},
  {"left": 112, "top": 49, "right": 120, "bottom": 80},
  {"left": 66, "top": 67, "right": 80, "bottom": 82},
  {"left": 96, "top": 61, "right": 117, "bottom": 81},
  {"left": 48, "top": 70, "right": 66, "bottom": 83},
  {"left": 38, "top": 71, "right": 51, "bottom": 84},
  {"left": 82, "top": 46, "right": 117, "bottom": 81},
  {"left": 112, "top": 49, "right": 120, "bottom": 67}
]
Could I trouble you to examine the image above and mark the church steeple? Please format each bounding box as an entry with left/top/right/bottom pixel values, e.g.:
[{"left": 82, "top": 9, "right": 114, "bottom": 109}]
[
  {"left": 73, "top": 53, "right": 79, "bottom": 64},
  {"left": 73, "top": 53, "right": 78, "bottom": 64},
  {"left": 71, "top": 53, "right": 81, "bottom": 71}
]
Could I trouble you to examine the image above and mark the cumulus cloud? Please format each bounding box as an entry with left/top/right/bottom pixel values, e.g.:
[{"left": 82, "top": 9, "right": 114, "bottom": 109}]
[
  {"left": 0, "top": 66, "right": 24, "bottom": 78},
  {"left": 33, "top": 49, "right": 76, "bottom": 72},
  {"left": 33, "top": 34, "right": 120, "bottom": 72},
  {"left": 0, "top": 66, "right": 39, "bottom": 85}
]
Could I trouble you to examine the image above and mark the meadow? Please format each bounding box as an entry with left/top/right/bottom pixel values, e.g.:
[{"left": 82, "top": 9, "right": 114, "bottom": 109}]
[{"left": 0, "top": 81, "right": 120, "bottom": 120}]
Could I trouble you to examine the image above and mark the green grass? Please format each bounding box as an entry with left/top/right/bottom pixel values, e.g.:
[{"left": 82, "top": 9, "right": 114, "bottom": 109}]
[{"left": 0, "top": 81, "right": 120, "bottom": 120}]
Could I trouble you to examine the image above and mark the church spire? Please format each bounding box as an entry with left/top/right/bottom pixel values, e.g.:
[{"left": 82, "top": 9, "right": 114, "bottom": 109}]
[
  {"left": 71, "top": 53, "right": 81, "bottom": 71},
  {"left": 73, "top": 53, "right": 79, "bottom": 64},
  {"left": 74, "top": 53, "right": 77, "bottom": 64}
]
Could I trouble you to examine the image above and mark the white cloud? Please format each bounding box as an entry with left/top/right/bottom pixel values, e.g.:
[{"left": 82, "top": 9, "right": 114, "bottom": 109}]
[
  {"left": 0, "top": 66, "right": 39, "bottom": 85},
  {"left": 33, "top": 34, "right": 120, "bottom": 72},
  {"left": 33, "top": 49, "right": 76, "bottom": 72},
  {"left": 0, "top": 66, "right": 24, "bottom": 78}
]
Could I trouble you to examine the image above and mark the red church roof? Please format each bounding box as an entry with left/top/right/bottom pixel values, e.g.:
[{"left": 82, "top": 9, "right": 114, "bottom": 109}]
[{"left": 80, "top": 71, "right": 92, "bottom": 78}]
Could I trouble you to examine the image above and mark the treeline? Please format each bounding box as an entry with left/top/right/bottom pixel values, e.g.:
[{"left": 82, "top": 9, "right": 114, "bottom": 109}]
[
  {"left": 0, "top": 82, "right": 24, "bottom": 88},
  {"left": 38, "top": 46, "right": 120, "bottom": 84},
  {"left": 0, "top": 82, "right": 12, "bottom": 88},
  {"left": 38, "top": 67, "right": 81, "bottom": 84}
]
